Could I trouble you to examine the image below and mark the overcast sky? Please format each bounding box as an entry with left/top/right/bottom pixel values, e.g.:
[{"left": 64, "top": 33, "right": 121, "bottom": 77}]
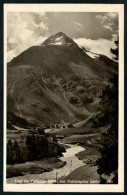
[{"left": 7, "top": 12, "right": 118, "bottom": 62}]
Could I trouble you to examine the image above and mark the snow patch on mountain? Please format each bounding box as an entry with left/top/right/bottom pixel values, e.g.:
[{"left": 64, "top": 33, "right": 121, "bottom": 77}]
[
  {"left": 55, "top": 37, "right": 63, "bottom": 41},
  {"left": 48, "top": 42, "right": 63, "bottom": 45},
  {"left": 85, "top": 51, "right": 100, "bottom": 58},
  {"left": 78, "top": 45, "right": 82, "bottom": 49},
  {"left": 42, "top": 32, "right": 74, "bottom": 47}
]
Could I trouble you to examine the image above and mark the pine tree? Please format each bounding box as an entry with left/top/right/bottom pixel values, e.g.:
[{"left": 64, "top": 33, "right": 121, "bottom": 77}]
[
  {"left": 12, "top": 140, "right": 21, "bottom": 163},
  {"left": 96, "top": 39, "right": 118, "bottom": 183},
  {"left": 96, "top": 74, "right": 118, "bottom": 183},
  {"left": 110, "top": 39, "right": 119, "bottom": 61},
  {"left": 7, "top": 139, "right": 13, "bottom": 164}
]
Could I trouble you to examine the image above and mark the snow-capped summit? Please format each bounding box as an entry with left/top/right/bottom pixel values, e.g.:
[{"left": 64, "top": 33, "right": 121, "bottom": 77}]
[{"left": 42, "top": 32, "right": 75, "bottom": 46}]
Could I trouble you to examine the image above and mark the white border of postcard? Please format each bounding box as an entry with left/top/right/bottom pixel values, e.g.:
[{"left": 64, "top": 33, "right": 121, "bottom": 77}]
[{"left": 3, "top": 3, "right": 124, "bottom": 192}]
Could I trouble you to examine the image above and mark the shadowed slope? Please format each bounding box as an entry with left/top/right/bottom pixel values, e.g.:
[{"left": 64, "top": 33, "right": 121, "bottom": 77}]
[{"left": 7, "top": 32, "right": 118, "bottom": 127}]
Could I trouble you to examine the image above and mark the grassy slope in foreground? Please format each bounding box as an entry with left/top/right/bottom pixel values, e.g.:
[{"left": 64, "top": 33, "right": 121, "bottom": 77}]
[{"left": 59, "top": 165, "right": 100, "bottom": 183}]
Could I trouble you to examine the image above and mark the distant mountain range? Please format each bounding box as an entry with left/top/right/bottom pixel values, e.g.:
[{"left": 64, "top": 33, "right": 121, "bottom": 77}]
[{"left": 7, "top": 32, "right": 118, "bottom": 128}]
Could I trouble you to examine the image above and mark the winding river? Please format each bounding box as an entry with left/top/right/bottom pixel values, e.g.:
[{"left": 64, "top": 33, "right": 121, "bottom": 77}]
[{"left": 7, "top": 144, "right": 85, "bottom": 184}]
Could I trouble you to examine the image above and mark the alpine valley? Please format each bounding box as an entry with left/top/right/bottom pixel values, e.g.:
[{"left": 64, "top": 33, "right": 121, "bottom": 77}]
[{"left": 7, "top": 32, "right": 118, "bottom": 184}]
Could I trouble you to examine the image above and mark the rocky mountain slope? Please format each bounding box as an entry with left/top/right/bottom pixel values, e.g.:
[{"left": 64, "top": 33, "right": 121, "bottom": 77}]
[{"left": 7, "top": 32, "right": 118, "bottom": 127}]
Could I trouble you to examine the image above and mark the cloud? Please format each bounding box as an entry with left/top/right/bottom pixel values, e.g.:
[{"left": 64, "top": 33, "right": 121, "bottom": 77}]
[
  {"left": 74, "top": 37, "right": 116, "bottom": 59},
  {"left": 96, "top": 12, "right": 118, "bottom": 33},
  {"left": 7, "top": 12, "right": 48, "bottom": 62},
  {"left": 7, "top": 12, "right": 118, "bottom": 62},
  {"left": 106, "top": 12, "right": 118, "bottom": 19}
]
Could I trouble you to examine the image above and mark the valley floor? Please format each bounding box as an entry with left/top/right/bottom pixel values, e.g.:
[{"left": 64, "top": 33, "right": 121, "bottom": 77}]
[
  {"left": 7, "top": 143, "right": 85, "bottom": 184},
  {"left": 7, "top": 124, "right": 103, "bottom": 184}
]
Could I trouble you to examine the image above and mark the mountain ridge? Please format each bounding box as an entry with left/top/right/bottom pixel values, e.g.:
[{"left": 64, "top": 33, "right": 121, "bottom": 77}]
[{"left": 7, "top": 32, "right": 118, "bottom": 127}]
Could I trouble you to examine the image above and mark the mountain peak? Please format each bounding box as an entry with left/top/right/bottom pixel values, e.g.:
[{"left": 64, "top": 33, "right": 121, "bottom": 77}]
[
  {"left": 42, "top": 32, "right": 74, "bottom": 46},
  {"left": 55, "top": 32, "right": 66, "bottom": 37}
]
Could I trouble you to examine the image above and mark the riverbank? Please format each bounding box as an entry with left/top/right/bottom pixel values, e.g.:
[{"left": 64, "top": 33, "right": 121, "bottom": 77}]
[
  {"left": 7, "top": 144, "right": 85, "bottom": 184},
  {"left": 56, "top": 132, "right": 101, "bottom": 183},
  {"left": 76, "top": 145, "right": 101, "bottom": 165},
  {"left": 59, "top": 145, "right": 101, "bottom": 184},
  {"left": 7, "top": 157, "right": 66, "bottom": 179}
]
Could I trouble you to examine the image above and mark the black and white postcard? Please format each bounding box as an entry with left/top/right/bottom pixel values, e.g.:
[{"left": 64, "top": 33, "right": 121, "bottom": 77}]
[{"left": 3, "top": 3, "right": 124, "bottom": 192}]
